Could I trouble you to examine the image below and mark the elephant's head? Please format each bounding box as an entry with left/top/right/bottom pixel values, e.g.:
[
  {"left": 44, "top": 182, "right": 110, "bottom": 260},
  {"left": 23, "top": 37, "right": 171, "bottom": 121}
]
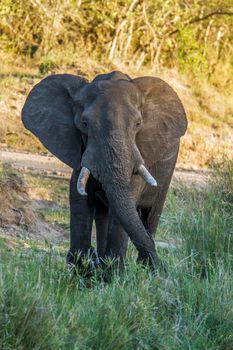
[{"left": 22, "top": 71, "right": 187, "bottom": 259}]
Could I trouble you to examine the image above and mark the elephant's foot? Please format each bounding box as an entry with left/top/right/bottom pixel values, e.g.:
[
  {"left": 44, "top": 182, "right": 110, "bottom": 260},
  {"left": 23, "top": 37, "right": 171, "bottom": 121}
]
[
  {"left": 137, "top": 251, "right": 167, "bottom": 273},
  {"left": 66, "top": 247, "right": 100, "bottom": 276},
  {"left": 98, "top": 256, "right": 125, "bottom": 282},
  {"left": 137, "top": 252, "right": 156, "bottom": 270}
]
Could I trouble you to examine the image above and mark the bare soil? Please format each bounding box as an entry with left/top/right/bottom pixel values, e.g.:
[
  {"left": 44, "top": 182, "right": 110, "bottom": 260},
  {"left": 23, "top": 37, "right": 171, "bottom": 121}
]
[{"left": 0, "top": 149, "right": 212, "bottom": 187}]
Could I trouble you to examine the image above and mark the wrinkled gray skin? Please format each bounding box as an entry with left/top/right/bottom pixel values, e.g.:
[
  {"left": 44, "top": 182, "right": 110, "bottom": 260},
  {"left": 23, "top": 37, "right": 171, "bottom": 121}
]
[{"left": 22, "top": 71, "right": 187, "bottom": 271}]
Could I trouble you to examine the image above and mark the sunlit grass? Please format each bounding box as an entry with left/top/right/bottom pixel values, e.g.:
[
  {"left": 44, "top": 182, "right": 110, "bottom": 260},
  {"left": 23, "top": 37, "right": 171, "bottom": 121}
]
[{"left": 41, "top": 208, "right": 70, "bottom": 230}]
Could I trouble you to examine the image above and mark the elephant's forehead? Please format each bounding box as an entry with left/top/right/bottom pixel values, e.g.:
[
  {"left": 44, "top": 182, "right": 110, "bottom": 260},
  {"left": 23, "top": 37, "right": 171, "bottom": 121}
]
[
  {"left": 99, "top": 80, "right": 141, "bottom": 100},
  {"left": 77, "top": 82, "right": 99, "bottom": 101},
  {"left": 79, "top": 80, "right": 141, "bottom": 105}
]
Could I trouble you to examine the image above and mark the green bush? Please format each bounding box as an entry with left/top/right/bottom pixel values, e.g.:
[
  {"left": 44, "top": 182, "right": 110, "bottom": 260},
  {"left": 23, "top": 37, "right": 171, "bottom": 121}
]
[
  {"left": 39, "top": 57, "right": 58, "bottom": 74},
  {"left": 0, "top": 0, "right": 232, "bottom": 85}
]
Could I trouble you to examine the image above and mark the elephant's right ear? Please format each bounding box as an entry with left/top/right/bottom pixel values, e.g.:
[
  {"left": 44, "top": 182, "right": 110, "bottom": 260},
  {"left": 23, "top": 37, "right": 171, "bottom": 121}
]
[{"left": 22, "top": 74, "right": 88, "bottom": 169}]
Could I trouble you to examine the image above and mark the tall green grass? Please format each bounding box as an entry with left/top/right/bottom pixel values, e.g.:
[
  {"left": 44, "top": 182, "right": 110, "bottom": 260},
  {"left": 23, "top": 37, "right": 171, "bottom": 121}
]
[
  {"left": 0, "top": 162, "right": 232, "bottom": 349},
  {"left": 0, "top": 245, "right": 232, "bottom": 350},
  {"left": 162, "top": 161, "right": 233, "bottom": 275}
]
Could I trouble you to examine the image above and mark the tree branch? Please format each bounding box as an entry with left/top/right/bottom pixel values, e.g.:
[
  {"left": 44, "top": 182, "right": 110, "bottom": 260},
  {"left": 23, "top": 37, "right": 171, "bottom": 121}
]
[{"left": 168, "top": 11, "right": 233, "bottom": 36}]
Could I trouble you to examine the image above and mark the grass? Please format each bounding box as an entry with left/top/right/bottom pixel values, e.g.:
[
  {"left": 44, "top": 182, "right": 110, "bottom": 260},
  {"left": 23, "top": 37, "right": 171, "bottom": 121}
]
[
  {"left": 24, "top": 173, "right": 70, "bottom": 231},
  {"left": 41, "top": 208, "right": 69, "bottom": 230},
  {"left": 24, "top": 173, "right": 69, "bottom": 207},
  {"left": 161, "top": 187, "right": 232, "bottom": 276},
  {"left": 0, "top": 161, "right": 232, "bottom": 349}
]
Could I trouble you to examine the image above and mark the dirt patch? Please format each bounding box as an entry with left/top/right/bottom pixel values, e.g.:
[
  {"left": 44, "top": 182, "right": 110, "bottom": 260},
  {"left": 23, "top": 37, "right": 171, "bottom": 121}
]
[
  {"left": 0, "top": 149, "right": 212, "bottom": 189},
  {"left": 0, "top": 153, "right": 214, "bottom": 243},
  {"left": 0, "top": 163, "right": 65, "bottom": 240}
]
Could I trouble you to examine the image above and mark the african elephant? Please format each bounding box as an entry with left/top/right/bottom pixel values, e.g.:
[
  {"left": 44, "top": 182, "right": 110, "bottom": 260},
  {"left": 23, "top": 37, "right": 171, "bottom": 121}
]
[{"left": 22, "top": 71, "right": 187, "bottom": 270}]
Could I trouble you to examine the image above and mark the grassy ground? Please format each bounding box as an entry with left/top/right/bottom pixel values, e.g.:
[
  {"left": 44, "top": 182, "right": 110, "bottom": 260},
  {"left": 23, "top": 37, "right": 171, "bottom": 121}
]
[
  {"left": 24, "top": 173, "right": 70, "bottom": 231},
  {"left": 0, "top": 161, "right": 232, "bottom": 350}
]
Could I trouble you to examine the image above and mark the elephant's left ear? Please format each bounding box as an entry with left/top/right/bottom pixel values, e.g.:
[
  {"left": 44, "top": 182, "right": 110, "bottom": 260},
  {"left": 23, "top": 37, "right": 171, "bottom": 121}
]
[
  {"left": 133, "top": 77, "right": 187, "bottom": 166},
  {"left": 22, "top": 74, "right": 88, "bottom": 169}
]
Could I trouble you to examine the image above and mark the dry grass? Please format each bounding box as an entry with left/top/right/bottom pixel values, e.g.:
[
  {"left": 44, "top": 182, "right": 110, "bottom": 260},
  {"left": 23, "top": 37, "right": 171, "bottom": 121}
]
[
  {"left": 0, "top": 162, "right": 66, "bottom": 239},
  {"left": 0, "top": 162, "right": 36, "bottom": 227}
]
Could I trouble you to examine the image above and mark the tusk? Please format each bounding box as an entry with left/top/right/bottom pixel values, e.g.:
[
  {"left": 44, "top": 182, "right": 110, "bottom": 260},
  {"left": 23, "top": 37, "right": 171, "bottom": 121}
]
[
  {"left": 77, "top": 167, "right": 91, "bottom": 196},
  {"left": 137, "top": 164, "right": 157, "bottom": 187}
]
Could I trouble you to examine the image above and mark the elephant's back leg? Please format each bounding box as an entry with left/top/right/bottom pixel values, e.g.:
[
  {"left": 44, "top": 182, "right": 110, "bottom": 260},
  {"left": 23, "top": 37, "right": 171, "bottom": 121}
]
[
  {"left": 141, "top": 145, "right": 179, "bottom": 235},
  {"left": 147, "top": 188, "right": 169, "bottom": 235},
  {"left": 138, "top": 184, "right": 171, "bottom": 235},
  {"left": 151, "top": 157, "right": 179, "bottom": 234}
]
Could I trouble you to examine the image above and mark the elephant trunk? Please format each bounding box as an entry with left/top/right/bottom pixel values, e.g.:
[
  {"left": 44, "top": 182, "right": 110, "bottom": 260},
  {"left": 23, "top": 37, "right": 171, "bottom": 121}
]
[
  {"left": 102, "top": 173, "right": 157, "bottom": 267},
  {"left": 77, "top": 137, "right": 158, "bottom": 268}
]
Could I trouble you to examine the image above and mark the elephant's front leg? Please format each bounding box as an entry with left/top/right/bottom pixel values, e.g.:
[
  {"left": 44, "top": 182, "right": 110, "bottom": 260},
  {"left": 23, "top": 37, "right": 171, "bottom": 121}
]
[
  {"left": 94, "top": 195, "right": 109, "bottom": 259},
  {"left": 67, "top": 169, "right": 94, "bottom": 266},
  {"left": 105, "top": 213, "right": 128, "bottom": 267}
]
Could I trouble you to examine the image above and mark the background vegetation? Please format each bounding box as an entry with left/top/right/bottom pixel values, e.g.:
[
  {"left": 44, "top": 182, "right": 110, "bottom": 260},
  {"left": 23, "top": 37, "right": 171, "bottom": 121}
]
[{"left": 0, "top": 0, "right": 232, "bottom": 80}]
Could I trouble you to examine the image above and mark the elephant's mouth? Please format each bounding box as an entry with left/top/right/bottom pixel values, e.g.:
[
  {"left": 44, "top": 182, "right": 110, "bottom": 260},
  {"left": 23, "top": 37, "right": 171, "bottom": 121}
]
[{"left": 77, "top": 164, "right": 157, "bottom": 196}]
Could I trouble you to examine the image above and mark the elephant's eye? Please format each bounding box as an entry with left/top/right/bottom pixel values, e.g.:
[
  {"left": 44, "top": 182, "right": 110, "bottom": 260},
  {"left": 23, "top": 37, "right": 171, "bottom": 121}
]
[
  {"left": 82, "top": 120, "right": 88, "bottom": 128},
  {"left": 136, "top": 119, "right": 142, "bottom": 127}
]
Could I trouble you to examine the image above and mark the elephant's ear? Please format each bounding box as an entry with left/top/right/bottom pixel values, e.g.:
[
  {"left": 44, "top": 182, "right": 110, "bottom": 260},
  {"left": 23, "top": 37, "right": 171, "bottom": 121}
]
[
  {"left": 22, "top": 74, "right": 88, "bottom": 169},
  {"left": 134, "top": 77, "right": 187, "bottom": 166}
]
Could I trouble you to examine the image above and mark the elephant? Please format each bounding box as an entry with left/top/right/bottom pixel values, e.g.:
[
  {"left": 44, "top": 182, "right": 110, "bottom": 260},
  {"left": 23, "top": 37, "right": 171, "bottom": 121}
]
[{"left": 22, "top": 71, "right": 187, "bottom": 271}]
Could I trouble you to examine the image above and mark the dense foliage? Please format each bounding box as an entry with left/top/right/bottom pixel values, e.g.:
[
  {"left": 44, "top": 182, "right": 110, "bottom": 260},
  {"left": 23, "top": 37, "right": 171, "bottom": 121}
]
[{"left": 0, "top": 0, "right": 232, "bottom": 80}]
